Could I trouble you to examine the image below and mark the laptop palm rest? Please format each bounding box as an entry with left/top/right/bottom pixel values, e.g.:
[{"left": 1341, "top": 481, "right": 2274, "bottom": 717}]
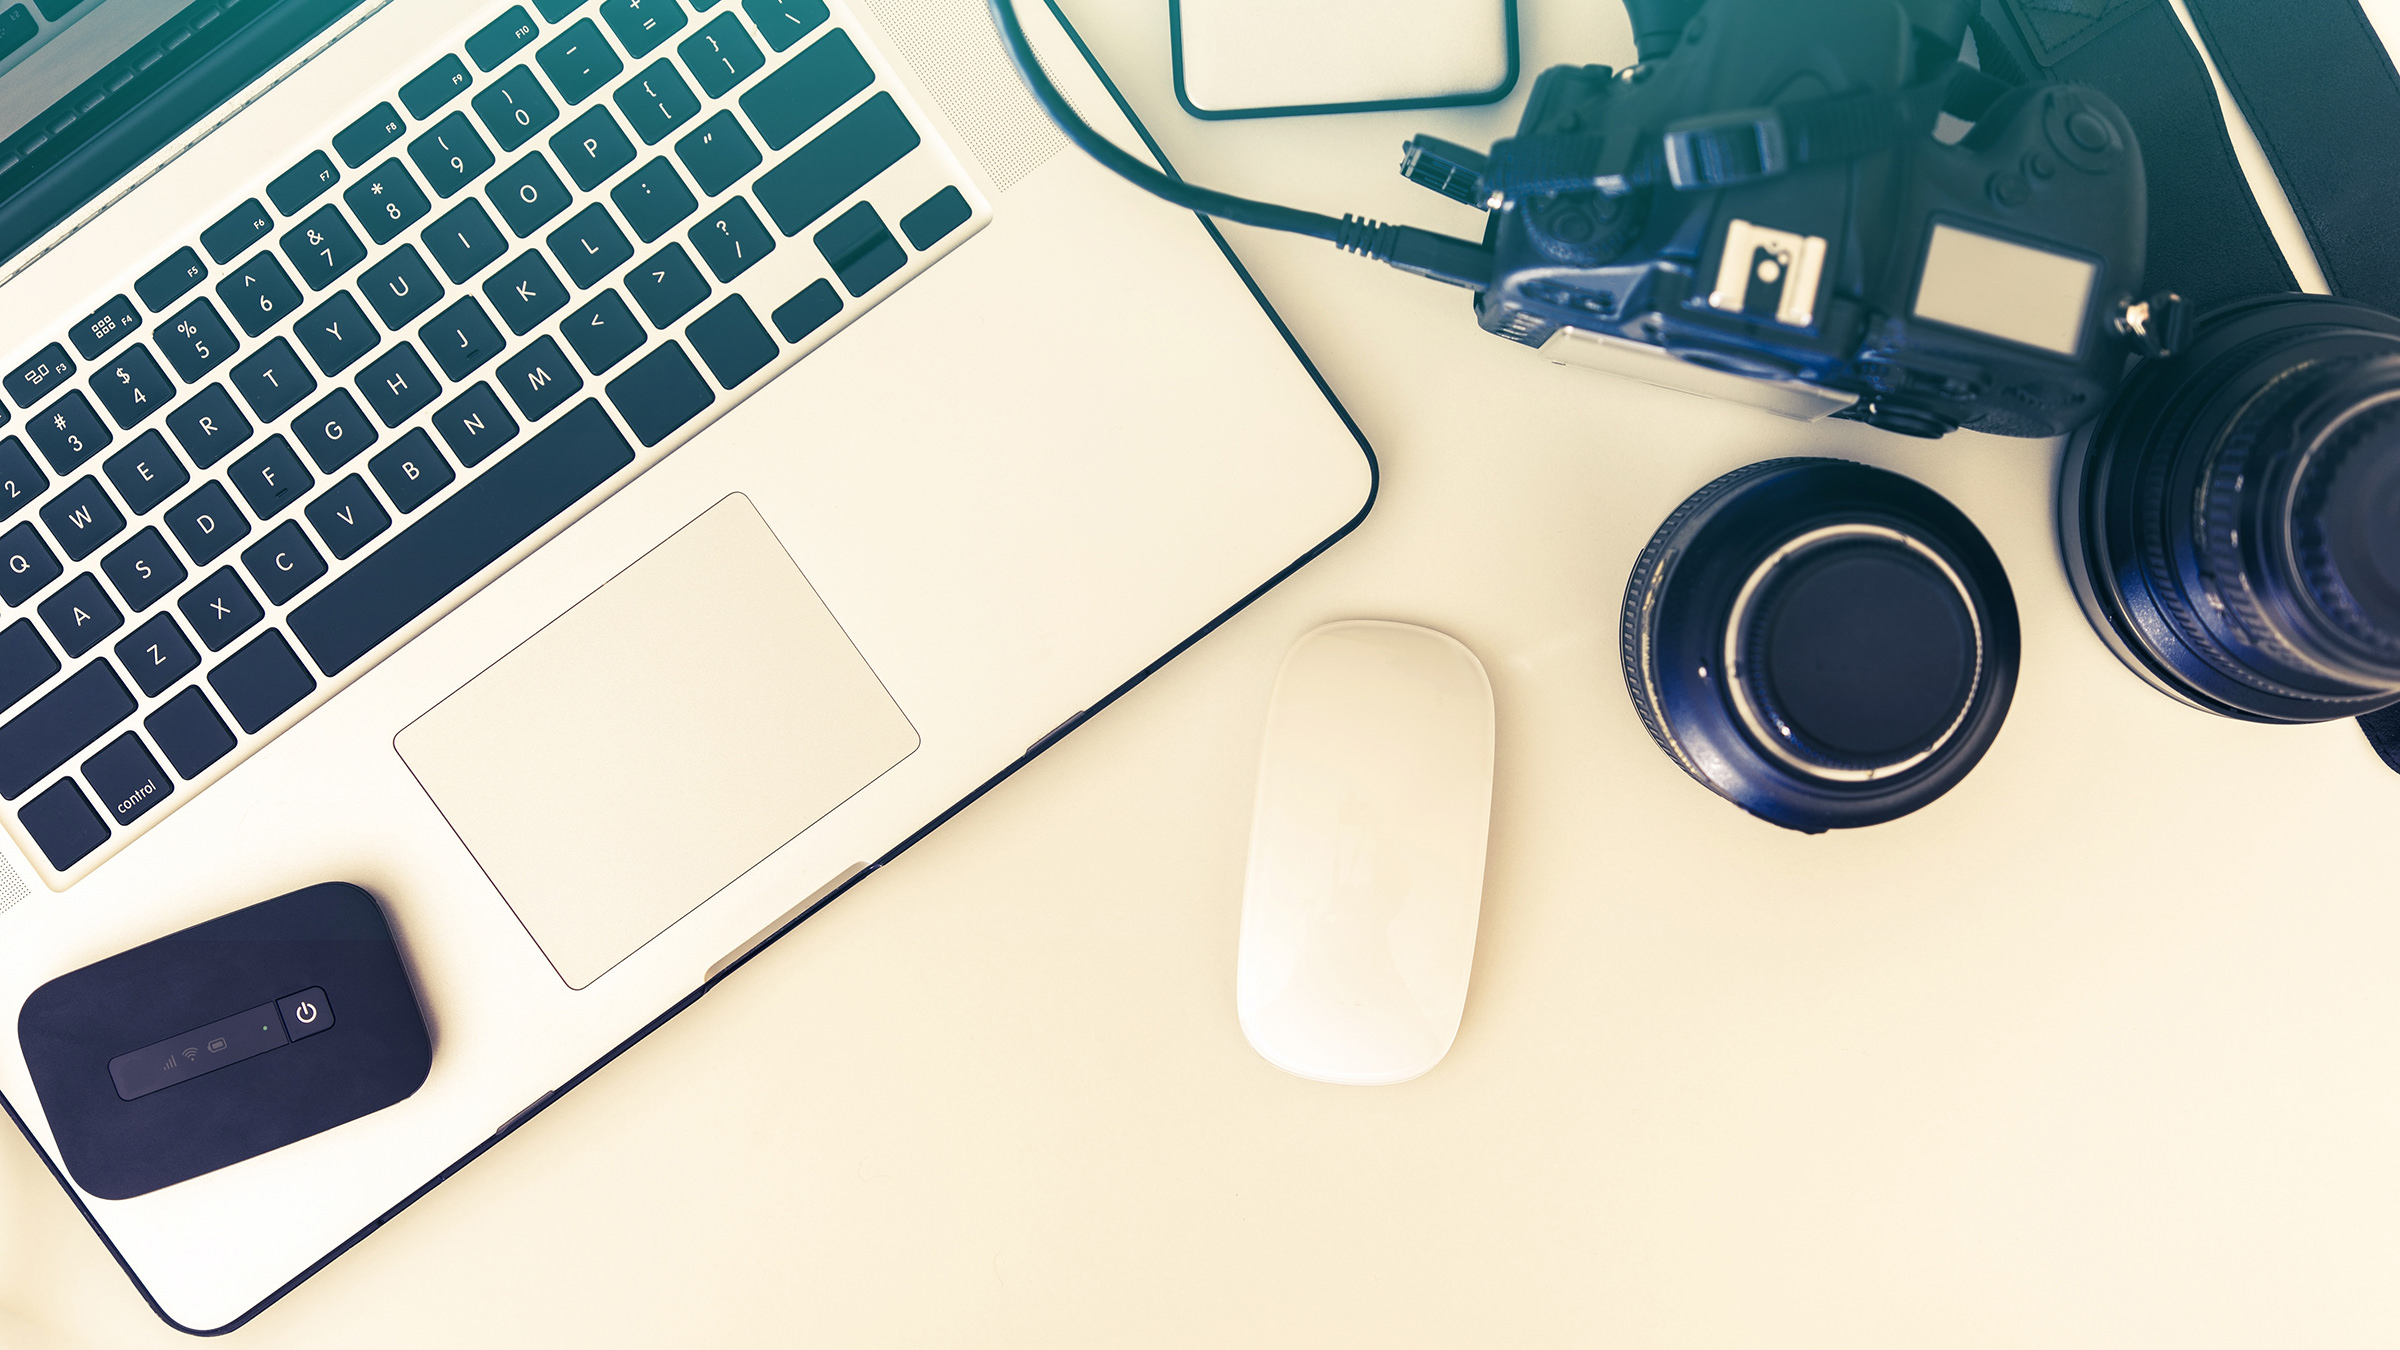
[{"left": 395, "top": 494, "right": 919, "bottom": 989}]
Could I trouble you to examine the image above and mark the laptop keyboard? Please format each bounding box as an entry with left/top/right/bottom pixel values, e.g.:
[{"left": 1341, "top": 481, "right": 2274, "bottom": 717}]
[{"left": 0, "top": 0, "right": 984, "bottom": 882}]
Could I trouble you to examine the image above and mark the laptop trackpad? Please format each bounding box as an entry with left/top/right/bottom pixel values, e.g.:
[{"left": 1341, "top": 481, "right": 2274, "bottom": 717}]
[{"left": 395, "top": 495, "right": 918, "bottom": 988}]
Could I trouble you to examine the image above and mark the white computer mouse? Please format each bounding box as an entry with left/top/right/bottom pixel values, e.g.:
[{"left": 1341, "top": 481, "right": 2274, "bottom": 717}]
[{"left": 1236, "top": 621, "right": 1496, "bottom": 1086}]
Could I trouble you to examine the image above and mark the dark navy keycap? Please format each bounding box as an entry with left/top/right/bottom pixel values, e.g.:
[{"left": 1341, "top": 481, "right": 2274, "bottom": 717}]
[
  {"left": 306, "top": 475, "right": 392, "bottom": 559},
  {"left": 295, "top": 291, "right": 381, "bottom": 377},
  {"left": 741, "top": 29, "right": 871, "bottom": 151},
  {"left": 602, "top": 0, "right": 687, "bottom": 57},
  {"left": 605, "top": 340, "right": 712, "bottom": 446},
  {"left": 291, "top": 399, "right": 634, "bottom": 675},
  {"left": 754, "top": 93, "right": 918, "bottom": 235},
  {"left": 20, "top": 778, "right": 109, "bottom": 869},
  {"left": 200, "top": 199, "right": 275, "bottom": 265},
  {"left": 0, "top": 659, "right": 134, "bottom": 799},
  {"left": 612, "top": 157, "right": 697, "bottom": 241},
  {"left": 474, "top": 64, "right": 561, "bottom": 153},
  {"left": 469, "top": 6, "right": 541, "bottom": 71},
  {"left": 228, "top": 435, "right": 313, "bottom": 519},
  {"left": 742, "top": 0, "right": 827, "bottom": 51},
  {"left": 626, "top": 243, "right": 710, "bottom": 325},
  {"left": 422, "top": 297, "right": 509, "bottom": 380},
  {"left": 147, "top": 687, "right": 237, "bottom": 779},
  {"left": 562, "top": 289, "right": 644, "bottom": 373},
  {"left": 410, "top": 112, "right": 498, "bottom": 198},
  {"left": 70, "top": 295, "right": 142, "bottom": 361},
  {"left": 549, "top": 202, "right": 634, "bottom": 287},
  {"left": 334, "top": 102, "right": 408, "bottom": 169},
  {"left": 425, "top": 199, "right": 511, "bottom": 282},
  {"left": 815, "top": 200, "right": 905, "bottom": 295},
  {"left": 178, "top": 566, "right": 263, "bottom": 650},
  {"left": 691, "top": 195, "right": 774, "bottom": 280},
  {"left": 0, "top": 618, "right": 58, "bottom": 713},
  {"left": 6, "top": 343, "right": 74, "bottom": 409},
  {"left": 103, "top": 431, "right": 188, "bottom": 516},
  {"left": 770, "top": 277, "right": 839, "bottom": 342},
  {"left": 402, "top": 52, "right": 475, "bottom": 120},
  {"left": 137, "top": 249, "right": 208, "bottom": 313},
  {"left": 230, "top": 338, "right": 318, "bottom": 423},
  {"left": 281, "top": 205, "right": 369, "bottom": 290},
  {"left": 676, "top": 110, "right": 760, "bottom": 196},
  {"left": 901, "top": 186, "right": 971, "bottom": 249},
  {"left": 0, "top": 521, "right": 60, "bottom": 605},
  {"left": 164, "top": 483, "right": 252, "bottom": 567},
  {"left": 115, "top": 612, "right": 197, "bottom": 697},
  {"left": 242, "top": 521, "right": 328, "bottom": 605},
  {"left": 155, "top": 297, "right": 238, "bottom": 383},
  {"left": 39, "top": 574, "right": 123, "bottom": 657},
  {"left": 679, "top": 11, "right": 764, "bottom": 98},
  {"left": 485, "top": 251, "right": 569, "bottom": 333},
  {"left": 345, "top": 158, "right": 433, "bottom": 245},
  {"left": 686, "top": 295, "right": 776, "bottom": 388},
  {"left": 166, "top": 385, "right": 252, "bottom": 468},
  {"left": 616, "top": 58, "right": 701, "bottom": 145},
  {"left": 552, "top": 105, "right": 637, "bottom": 190},
  {"left": 292, "top": 389, "right": 378, "bottom": 472},
  {"left": 359, "top": 342, "right": 443, "bottom": 427},
  {"left": 27, "top": 389, "right": 110, "bottom": 473},
  {"left": 83, "top": 731, "right": 171, "bottom": 827},
  {"left": 89, "top": 344, "right": 175, "bottom": 430},
  {"left": 100, "top": 527, "right": 185, "bottom": 614},
  {"left": 372, "top": 428, "right": 456, "bottom": 511},
  {"left": 489, "top": 152, "right": 573, "bottom": 236},
  {"left": 0, "top": 436, "right": 45, "bottom": 521},
  {"left": 360, "top": 245, "right": 446, "bottom": 329},
  {"left": 209, "top": 630, "right": 316, "bottom": 733},
  {"left": 267, "top": 151, "right": 341, "bottom": 217},
  {"left": 40, "top": 476, "right": 124, "bottom": 560},
  {"left": 432, "top": 382, "right": 519, "bottom": 465},
  {"left": 497, "top": 336, "right": 585, "bottom": 420},
  {"left": 217, "top": 253, "right": 303, "bottom": 337},
  {"left": 539, "top": 18, "right": 626, "bottom": 105}
]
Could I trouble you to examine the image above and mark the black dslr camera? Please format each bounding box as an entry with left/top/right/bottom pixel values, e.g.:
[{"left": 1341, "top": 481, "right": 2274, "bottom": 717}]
[{"left": 1404, "top": 0, "right": 2160, "bottom": 438}]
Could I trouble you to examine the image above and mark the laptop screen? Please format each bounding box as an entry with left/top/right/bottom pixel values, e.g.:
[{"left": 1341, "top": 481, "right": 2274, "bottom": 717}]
[{"left": 0, "top": 0, "right": 196, "bottom": 144}]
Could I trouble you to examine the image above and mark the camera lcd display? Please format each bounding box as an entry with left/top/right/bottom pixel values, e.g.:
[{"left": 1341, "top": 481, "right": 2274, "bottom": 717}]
[{"left": 1912, "top": 223, "right": 2099, "bottom": 356}]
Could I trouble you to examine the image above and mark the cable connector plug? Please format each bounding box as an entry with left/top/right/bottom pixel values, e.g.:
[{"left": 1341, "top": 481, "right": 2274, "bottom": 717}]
[{"left": 1334, "top": 215, "right": 1493, "bottom": 290}]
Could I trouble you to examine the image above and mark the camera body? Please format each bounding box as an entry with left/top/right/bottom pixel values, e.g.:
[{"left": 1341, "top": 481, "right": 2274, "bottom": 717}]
[{"left": 1437, "top": 0, "right": 2147, "bottom": 437}]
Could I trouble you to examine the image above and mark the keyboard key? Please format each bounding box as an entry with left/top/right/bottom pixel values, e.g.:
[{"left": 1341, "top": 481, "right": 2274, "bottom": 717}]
[
  {"left": 178, "top": 565, "right": 263, "bottom": 649},
  {"left": 6, "top": 342, "right": 74, "bottom": 409},
  {"left": 333, "top": 102, "right": 408, "bottom": 168},
  {"left": 0, "top": 6, "right": 29, "bottom": 62},
  {"left": 469, "top": 6, "right": 542, "bottom": 71},
  {"left": 147, "top": 687, "right": 237, "bottom": 779},
  {"left": 497, "top": 336, "right": 585, "bottom": 420},
  {"left": 676, "top": 110, "right": 760, "bottom": 197},
  {"left": 562, "top": 289, "right": 644, "bottom": 373},
  {"left": 267, "top": 151, "right": 341, "bottom": 217},
  {"left": 40, "top": 476, "right": 124, "bottom": 560},
  {"left": 292, "top": 389, "right": 378, "bottom": 472},
  {"left": 344, "top": 158, "right": 433, "bottom": 245},
  {"left": 425, "top": 199, "right": 510, "bottom": 282},
  {"left": 743, "top": 0, "right": 827, "bottom": 51},
  {"left": 89, "top": 344, "right": 175, "bottom": 429},
  {"left": 605, "top": 340, "right": 711, "bottom": 445},
  {"left": 0, "top": 618, "right": 58, "bottom": 713},
  {"left": 100, "top": 527, "right": 185, "bottom": 613},
  {"left": 401, "top": 52, "right": 475, "bottom": 120},
  {"left": 372, "top": 428, "right": 455, "bottom": 511},
  {"left": 306, "top": 475, "right": 392, "bottom": 559},
  {"left": 422, "top": 297, "right": 508, "bottom": 379},
  {"left": 201, "top": 199, "right": 275, "bottom": 265},
  {"left": 40, "top": 574, "right": 123, "bottom": 657},
  {"left": 27, "top": 390, "right": 110, "bottom": 473},
  {"left": 900, "top": 185, "right": 970, "bottom": 248},
  {"left": 218, "top": 253, "right": 303, "bottom": 337},
  {"left": 164, "top": 484, "right": 252, "bottom": 568},
  {"left": 539, "top": 18, "right": 625, "bottom": 105},
  {"left": 166, "top": 384, "right": 252, "bottom": 467},
  {"left": 0, "top": 521, "right": 60, "bottom": 604},
  {"left": 70, "top": 295, "right": 142, "bottom": 361},
  {"left": 20, "top": 778, "right": 109, "bottom": 870},
  {"left": 83, "top": 731, "right": 171, "bottom": 827},
  {"left": 0, "top": 660, "right": 134, "bottom": 799},
  {"left": 552, "top": 105, "right": 637, "bottom": 190},
  {"left": 360, "top": 245, "right": 446, "bottom": 328},
  {"left": 359, "top": 342, "right": 443, "bottom": 427},
  {"left": 612, "top": 157, "right": 696, "bottom": 240},
  {"left": 156, "top": 297, "right": 239, "bottom": 382},
  {"left": 409, "top": 112, "right": 497, "bottom": 198},
  {"left": 691, "top": 195, "right": 774, "bottom": 280},
  {"left": 536, "top": 0, "right": 585, "bottom": 21},
  {"left": 602, "top": 0, "right": 687, "bottom": 57},
  {"left": 291, "top": 399, "right": 634, "bottom": 675},
  {"left": 103, "top": 430, "right": 188, "bottom": 515},
  {"left": 485, "top": 250, "right": 570, "bottom": 333},
  {"left": 115, "top": 612, "right": 197, "bottom": 697},
  {"left": 0, "top": 435, "right": 45, "bottom": 520},
  {"left": 742, "top": 30, "right": 870, "bottom": 151},
  {"left": 295, "top": 291, "right": 381, "bottom": 377},
  {"left": 243, "top": 521, "right": 328, "bottom": 605},
  {"left": 281, "top": 204, "right": 369, "bottom": 290},
  {"left": 548, "top": 202, "right": 633, "bottom": 287},
  {"left": 627, "top": 243, "right": 710, "bottom": 325},
  {"left": 476, "top": 67, "right": 564, "bottom": 161},
  {"left": 230, "top": 338, "right": 318, "bottom": 424},
  {"left": 136, "top": 249, "right": 208, "bottom": 313},
  {"left": 754, "top": 93, "right": 917, "bottom": 235},
  {"left": 209, "top": 629, "right": 316, "bottom": 733},
  {"left": 679, "top": 11, "right": 764, "bottom": 98},
  {"left": 432, "top": 382, "right": 519, "bottom": 464},
  {"left": 686, "top": 295, "right": 776, "bottom": 388},
  {"left": 228, "top": 435, "right": 313, "bottom": 519},
  {"left": 616, "top": 58, "right": 700, "bottom": 144},
  {"left": 770, "top": 277, "right": 839, "bottom": 342},
  {"left": 489, "top": 151, "right": 574, "bottom": 236},
  {"left": 814, "top": 200, "right": 904, "bottom": 295}
]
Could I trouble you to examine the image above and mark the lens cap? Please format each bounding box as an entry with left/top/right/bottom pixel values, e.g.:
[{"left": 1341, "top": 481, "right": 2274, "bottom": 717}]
[{"left": 1621, "top": 459, "right": 2021, "bottom": 832}]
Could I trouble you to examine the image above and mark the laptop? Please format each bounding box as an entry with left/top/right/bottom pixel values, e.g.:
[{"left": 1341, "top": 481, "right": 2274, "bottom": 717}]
[{"left": 0, "top": 0, "right": 1372, "bottom": 1331}]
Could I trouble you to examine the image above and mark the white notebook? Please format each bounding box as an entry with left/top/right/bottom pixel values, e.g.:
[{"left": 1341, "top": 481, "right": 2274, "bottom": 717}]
[{"left": 1173, "top": 0, "right": 1516, "bottom": 118}]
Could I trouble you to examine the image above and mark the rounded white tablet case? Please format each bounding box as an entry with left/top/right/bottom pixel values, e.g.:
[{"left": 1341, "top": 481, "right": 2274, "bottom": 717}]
[{"left": 1172, "top": 0, "right": 1518, "bottom": 120}]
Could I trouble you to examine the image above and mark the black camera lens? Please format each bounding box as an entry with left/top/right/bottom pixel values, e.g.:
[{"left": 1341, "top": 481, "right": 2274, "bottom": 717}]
[
  {"left": 2063, "top": 295, "right": 2400, "bottom": 721},
  {"left": 1620, "top": 459, "right": 2020, "bottom": 832}
]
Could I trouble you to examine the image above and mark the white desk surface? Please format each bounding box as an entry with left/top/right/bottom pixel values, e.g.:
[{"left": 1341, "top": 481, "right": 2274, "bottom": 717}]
[{"left": 12, "top": 2, "right": 2400, "bottom": 1345}]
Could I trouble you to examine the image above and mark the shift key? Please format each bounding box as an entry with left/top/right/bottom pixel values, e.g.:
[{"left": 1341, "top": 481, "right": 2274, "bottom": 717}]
[
  {"left": 753, "top": 93, "right": 917, "bottom": 236},
  {"left": 0, "top": 662, "right": 136, "bottom": 800}
]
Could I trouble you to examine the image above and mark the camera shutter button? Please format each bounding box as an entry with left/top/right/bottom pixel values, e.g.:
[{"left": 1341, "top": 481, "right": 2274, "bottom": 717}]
[{"left": 2067, "top": 111, "right": 2114, "bottom": 152}]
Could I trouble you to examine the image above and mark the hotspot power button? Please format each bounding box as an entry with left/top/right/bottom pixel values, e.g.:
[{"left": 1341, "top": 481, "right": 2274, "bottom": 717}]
[{"left": 277, "top": 988, "right": 334, "bottom": 1041}]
